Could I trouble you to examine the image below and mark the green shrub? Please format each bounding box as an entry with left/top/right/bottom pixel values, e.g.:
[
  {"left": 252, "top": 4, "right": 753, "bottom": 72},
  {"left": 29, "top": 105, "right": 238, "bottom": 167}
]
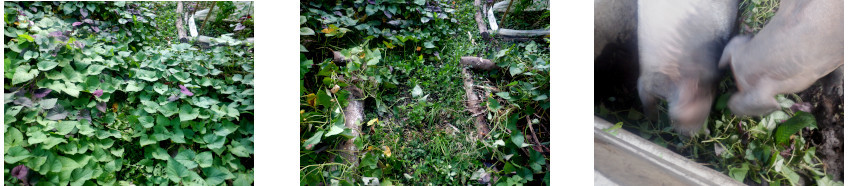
[{"left": 4, "top": 2, "right": 254, "bottom": 185}]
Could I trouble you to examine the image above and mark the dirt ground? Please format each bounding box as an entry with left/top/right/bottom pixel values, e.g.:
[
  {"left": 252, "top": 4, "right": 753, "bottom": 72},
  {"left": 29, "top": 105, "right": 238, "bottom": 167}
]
[{"left": 798, "top": 70, "right": 844, "bottom": 181}]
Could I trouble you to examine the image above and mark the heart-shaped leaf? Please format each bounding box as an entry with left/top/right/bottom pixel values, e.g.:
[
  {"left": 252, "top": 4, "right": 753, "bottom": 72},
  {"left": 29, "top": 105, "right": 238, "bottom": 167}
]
[{"left": 774, "top": 112, "right": 817, "bottom": 145}]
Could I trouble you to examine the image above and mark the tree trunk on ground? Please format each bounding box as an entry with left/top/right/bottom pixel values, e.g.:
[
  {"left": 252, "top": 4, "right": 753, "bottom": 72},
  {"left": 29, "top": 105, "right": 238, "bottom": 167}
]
[
  {"left": 338, "top": 86, "right": 363, "bottom": 171},
  {"left": 463, "top": 68, "right": 500, "bottom": 184},
  {"left": 474, "top": 0, "right": 490, "bottom": 39},
  {"left": 333, "top": 51, "right": 352, "bottom": 63},
  {"left": 461, "top": 56, "right": 497, "bottom": 71},
  {"left": 462, "top": 68, "right": 491, "bottom": 139},
  {"left": 176, "top": 2, "right": 187, "bottom": 42}
]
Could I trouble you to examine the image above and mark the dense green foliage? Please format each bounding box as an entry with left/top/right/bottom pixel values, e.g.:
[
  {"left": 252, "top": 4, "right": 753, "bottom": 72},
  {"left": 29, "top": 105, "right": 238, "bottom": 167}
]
[
  {"left": 301, "top": 0, "right": 549, "bottom": 185},
  {"left": 3, "top": 1, "right": 253, "bottom": 185},
  {"left": 598, "top": 93, "right": 840, "bottom": 185}
]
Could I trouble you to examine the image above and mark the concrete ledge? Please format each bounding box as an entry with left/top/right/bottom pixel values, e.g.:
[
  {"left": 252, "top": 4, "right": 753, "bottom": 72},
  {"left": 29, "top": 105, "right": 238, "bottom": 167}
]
[{"left": 594, "top": 117, "right": 743, "bottom": 186}]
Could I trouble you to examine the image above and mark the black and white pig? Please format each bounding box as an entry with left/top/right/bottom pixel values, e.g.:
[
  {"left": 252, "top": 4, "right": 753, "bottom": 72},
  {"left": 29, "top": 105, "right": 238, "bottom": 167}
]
[
  {"left": 637, "top": 0, "right": 739, "bottom": 136},
  {"left": 718, "top": 0, "right": 843, "bottom": 116}
]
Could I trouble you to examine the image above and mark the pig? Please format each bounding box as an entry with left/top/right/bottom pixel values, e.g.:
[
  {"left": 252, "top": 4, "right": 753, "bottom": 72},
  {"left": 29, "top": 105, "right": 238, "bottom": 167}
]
[
  {"left": 718, "top": 0, "right": 843, "bottom": 116},
  {"left": 594, "top": 0, "right": 637, "bottom": 60},
  {"left": 637, "top": 0, "right": 738, "bottom": 136}
]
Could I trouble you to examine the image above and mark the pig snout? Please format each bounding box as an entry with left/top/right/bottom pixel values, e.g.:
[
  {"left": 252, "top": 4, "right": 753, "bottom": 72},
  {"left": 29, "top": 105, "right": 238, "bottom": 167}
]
[
  {"left": 640, "top": 77, "right": 716, "bottom": 137},
  {"left": 670, "top": 81, "right": 716, "bottom": 136}
]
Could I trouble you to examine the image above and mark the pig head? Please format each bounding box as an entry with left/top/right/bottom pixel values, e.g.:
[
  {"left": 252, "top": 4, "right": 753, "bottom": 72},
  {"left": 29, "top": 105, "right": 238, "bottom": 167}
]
[
  {"left": 637, "top": 0, "right": 738, "bottom": 136},
  {"left": 719, "top": 0, "right": 844, "bottom": 116}
]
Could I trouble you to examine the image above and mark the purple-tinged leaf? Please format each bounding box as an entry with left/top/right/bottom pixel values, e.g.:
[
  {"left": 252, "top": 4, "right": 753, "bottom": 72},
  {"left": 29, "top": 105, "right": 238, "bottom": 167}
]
[
  {"left": 334, "top": 11, "right": 343, "bottom": 17},
  {"left": 30, "top": 7, "right": 37, "bottom": 13},
  {"left": 46, "top": 105, "right": 68, "bottom": 120},
  {"left": 49, "top": 31, "right": 64, "bottom": 37},
  {"left": 790, "top": 102, "right": 813, "bottom": 113},
  {"left": 388, "top": 20, "right": 402, "bottom": 26},
  {"left": 13, "top": 97, "right": 33, "bottom": 108},
  {"left": 72, "top": 22, "right": 83, "bottom": 27},
  {"left": 11, "top": 165, "right": 28, "bottom": 183},
  {"left": 91, "top": 26, "right": 100, "bottom": 33},
  {"left": 74, "top": 40, "right": 85, "bottom": 49},
  {"left": 51, "top": 44, "right": 64, "bottom": 56},
  {"left": 384, "top": 10, "right": 393, "bottom": 19},
  {"left": 33, "top": 88, "right": 52, "bottom": 99},
  {"left": 234, "top": 23, "right": 245, "bottom": 31},
  {"left": 92, "top": 89, "right": 104, "bottom": 97},
  {"left": 179, "top": 85, "right": 194, "bottom": 96},
  {"left": 96, "top": 102, "right": 107, "bottom": 113},
  {"left": 168, "top": 95, "right": 179, "bottom": 102},
  {"left": 13, "top": 90, "right": 26, "bottom": 97},
  {"left": 83, "top": 19, "right": 93, "bottom": 24},
  {"left": 80, "top": 8, "right": 89, "bottom": 18},
  {"left": 78, "top": 109, "right": 92, "bottom": 124},
  {"left": 368, "top": 0, "right": 376, "bottom": 4}
]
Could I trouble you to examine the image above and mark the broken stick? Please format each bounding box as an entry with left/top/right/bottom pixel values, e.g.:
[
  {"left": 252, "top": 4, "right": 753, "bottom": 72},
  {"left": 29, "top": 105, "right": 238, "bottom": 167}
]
[
  {"left": 460, "top": 56, "right": 498, "bottom": 71},
  {"left": 462, "top": 68, "right": 491, "bottom": 139},
  {"left": 332, "top": 85, "right": 364, "bottom": 172}
]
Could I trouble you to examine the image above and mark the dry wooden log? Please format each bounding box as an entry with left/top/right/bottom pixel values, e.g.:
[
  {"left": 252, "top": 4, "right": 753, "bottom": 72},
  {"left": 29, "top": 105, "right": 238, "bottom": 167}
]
[
  {"left": 176, "top": 2, "right": 187, "bottom": 42},
  {"left": 462, "top": 68, "right": 491, "bottom": 139},
  {"left": 337, "top": 85, "right": 363, "bottom": 170},
  {"left": 461, "top": 56, "right": 498, "bottom": 71},
  {"left": 333, "top": 51, "right": 352, "bottom": 63},
  {"left": 497, "top": 28, "right": 550, "bottom": 38},
  {"left": 474, "top": 85, "right": 501, "bottom": 92},
  {"left": 474, "top": 0, "right": 490, "bottom": 39}
]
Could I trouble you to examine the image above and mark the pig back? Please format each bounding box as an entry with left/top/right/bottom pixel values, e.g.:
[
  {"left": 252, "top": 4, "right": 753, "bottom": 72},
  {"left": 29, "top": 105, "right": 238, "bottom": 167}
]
[
  {"left": 595, "top": 0, "right": 637, "bottom": 60},
  {"left": 731, "top": 0, "right": 843, "bottom": 90},
  {"left": 637, "top": 0, "right": 738, "bottom": 82}
]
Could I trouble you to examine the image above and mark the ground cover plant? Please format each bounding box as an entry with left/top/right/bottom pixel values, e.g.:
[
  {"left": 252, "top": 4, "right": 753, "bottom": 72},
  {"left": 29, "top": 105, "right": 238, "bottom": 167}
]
[
  {"left": 3, "top": 1, "right": 254, "bottom": 185},
  {"left": 594, "top": 0, "right": 843, "bottom": 185},
  {"left": 300, "top": 0, "right": 550, "bottom": 185}
]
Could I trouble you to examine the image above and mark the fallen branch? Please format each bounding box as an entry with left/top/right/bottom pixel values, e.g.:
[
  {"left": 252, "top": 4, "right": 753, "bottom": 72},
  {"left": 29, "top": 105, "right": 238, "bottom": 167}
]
[
  {"left": 460, "top": 56, "right": 498, "bottom": 71},
  {"left": 527, "top": 117, "right": 548, "bottom": 153},
  {"left": 199, "top": 2, "right": 216, "bottom": 34},
  {"left": 195, "top": 35, "right": 254, "bottom": 45},
  {"left": 501, "top": 0, "right": 515, "bottom": 25},
  {"left": 333, "top": 51, "right": 352, "bottom": 63},
  {"left": 474, "top": 0, "right": 490, "bottom": 39},
  {"left": 474, "top": 85, "right": 501, "bottom": 92},
  {"left": 332, "top": 85, "right": 364, "bottom": 173},
  {"left": 462, "top": 68, "right": 491, "bottom": 139}
]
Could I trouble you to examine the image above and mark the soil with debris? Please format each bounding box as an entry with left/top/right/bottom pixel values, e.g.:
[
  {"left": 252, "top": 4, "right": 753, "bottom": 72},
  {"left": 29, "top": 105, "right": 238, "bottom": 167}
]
[{"left": 798, "top": 70, "right": 844, "bottom": 181}]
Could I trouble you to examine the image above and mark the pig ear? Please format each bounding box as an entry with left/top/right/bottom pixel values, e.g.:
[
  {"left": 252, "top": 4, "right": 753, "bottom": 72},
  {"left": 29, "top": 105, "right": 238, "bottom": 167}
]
[
  {"left": 717, "top": 47, "right": 732, "bottom": 69},
  {"left": 718, "top": 35, "right": 752, "bottom": 69}
]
